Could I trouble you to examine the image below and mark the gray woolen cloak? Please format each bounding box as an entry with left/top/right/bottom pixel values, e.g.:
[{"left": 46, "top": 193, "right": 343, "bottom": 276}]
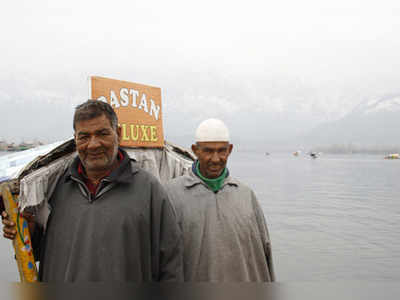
[
  {"left": 36, "top": 149, "right": 183, "bottom": 282},
  {"left": 165, "top": 168, "right": 275, "bottom": 282}
]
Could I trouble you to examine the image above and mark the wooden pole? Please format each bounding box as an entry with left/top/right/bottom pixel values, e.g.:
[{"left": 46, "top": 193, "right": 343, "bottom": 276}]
[{"left": 1, "top": 183, "right": 38, "bottom": 282}]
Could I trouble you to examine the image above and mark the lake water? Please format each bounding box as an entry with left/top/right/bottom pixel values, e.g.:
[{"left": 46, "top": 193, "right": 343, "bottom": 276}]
[
  {"left": 1, "top": 150, "right": 399, "bottom": 281},
  {"left": 228, "top": 151, "right": 400, "bottom": 282}
]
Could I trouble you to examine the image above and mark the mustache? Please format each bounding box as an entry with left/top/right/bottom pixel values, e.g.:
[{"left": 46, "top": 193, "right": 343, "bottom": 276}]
[
  {"left": 208, "top": 162, "right": 224, "bottom": 166},
  {"left": 86, "top": 150, "right": 106, "bottom": 155}
]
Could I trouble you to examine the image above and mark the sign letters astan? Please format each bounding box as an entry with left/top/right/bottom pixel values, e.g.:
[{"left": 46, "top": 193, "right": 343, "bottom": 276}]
[{"left": 90, "top": 76, "right": 164, "bottom": 148}]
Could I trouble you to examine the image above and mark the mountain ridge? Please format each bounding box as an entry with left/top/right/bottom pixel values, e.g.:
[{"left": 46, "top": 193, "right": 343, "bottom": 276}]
[{"left": 302, "top": 94, "right": 400, "bottom": 147}]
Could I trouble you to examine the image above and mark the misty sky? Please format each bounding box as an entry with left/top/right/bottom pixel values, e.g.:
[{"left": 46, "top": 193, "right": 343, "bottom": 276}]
[{"left": 1, "top": 0, "right": 400, "bottom": 144}]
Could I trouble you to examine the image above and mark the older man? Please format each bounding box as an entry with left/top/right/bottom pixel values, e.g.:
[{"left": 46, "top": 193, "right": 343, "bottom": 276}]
[
  {"left": 2, "top": 100, "right": 183, "bottom": 282},
  {"left": 164, "top": 118, "right": 275, "bottom": 282}
]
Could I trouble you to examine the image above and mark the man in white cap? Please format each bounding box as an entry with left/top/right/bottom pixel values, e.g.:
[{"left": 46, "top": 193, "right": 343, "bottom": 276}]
[{"left": 165, "top": 118, "right": 275, "bottom": 282}]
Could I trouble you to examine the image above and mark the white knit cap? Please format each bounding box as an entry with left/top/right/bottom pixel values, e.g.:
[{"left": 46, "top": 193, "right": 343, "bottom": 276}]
[{"left": 195, "top": 118, "right": 230, "bottom": 142}]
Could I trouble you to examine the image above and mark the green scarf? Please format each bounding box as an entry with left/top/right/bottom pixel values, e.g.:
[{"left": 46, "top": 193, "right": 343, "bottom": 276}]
[{"left": 196, "top": 161, "right": 227, "bottom": 192}]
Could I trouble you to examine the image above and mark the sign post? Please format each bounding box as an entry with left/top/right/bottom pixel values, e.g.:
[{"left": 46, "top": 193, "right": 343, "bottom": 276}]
[{"left": 90, "top": 76, "right": 165, "bottom": 148}]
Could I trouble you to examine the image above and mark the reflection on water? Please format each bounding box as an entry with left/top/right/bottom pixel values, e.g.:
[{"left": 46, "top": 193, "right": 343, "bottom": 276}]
[
  {"left": 229, "top": 152, "right": 400, "bottom": 281},
  {"left": 0, "top": 151, "right": 399, "bottom": 281}
]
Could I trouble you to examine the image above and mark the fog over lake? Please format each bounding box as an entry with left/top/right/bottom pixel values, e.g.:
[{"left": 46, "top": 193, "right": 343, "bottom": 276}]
[{"left": 1, "top": 1, "right": 400, "bottom": 149}]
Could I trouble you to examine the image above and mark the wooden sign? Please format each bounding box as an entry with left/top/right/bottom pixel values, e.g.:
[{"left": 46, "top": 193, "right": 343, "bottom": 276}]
[{"left": 90, "top": 76, "right": 164, "bottom": 148}]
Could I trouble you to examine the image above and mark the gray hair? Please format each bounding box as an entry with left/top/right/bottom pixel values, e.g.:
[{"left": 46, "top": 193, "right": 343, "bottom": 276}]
[{"left": 73, "top": 100, "right": 118, "bottom": 131}]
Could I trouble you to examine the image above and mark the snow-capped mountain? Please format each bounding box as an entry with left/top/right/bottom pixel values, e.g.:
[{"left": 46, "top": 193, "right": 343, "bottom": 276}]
[
  {"left": 303, "top": 94, "right": 400, "bottom": 146},
  {"left": 350, "top": 94, "right": 400, "bottom": 116}
]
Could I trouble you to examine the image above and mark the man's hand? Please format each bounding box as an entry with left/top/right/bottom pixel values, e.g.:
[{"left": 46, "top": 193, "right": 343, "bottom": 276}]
[
  {"left": 2, "top": 211, "right": 17, "bottom": 240},
  {"left": 2, "top": 210, "right": 36, "bottom": 240}
]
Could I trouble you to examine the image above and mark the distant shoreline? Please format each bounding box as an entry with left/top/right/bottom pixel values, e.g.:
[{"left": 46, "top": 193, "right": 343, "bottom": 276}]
[{"left": 311, "top": 145, "right": 400, "bottom": 155}]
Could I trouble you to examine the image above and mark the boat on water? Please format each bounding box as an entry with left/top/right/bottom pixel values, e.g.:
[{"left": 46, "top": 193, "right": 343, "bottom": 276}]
[
  {"left": 0, "top": 141, "right": 66, "bottom": 182},
  {"left": 2, "top": 141, "right": 43, "bottom": 152},
  {"left": 384, "top": 153, "right": 400, "bottom": 159}
]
